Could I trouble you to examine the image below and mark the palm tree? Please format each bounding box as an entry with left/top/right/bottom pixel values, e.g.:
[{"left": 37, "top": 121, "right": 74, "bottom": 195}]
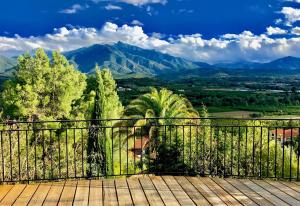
[{"left": 116, "top": 88, "right": 199, "bottom": 173}]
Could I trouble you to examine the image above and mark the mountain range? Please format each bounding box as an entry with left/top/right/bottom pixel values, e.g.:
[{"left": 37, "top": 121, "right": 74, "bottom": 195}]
[{"left": 1, "top": 42, "right": 300, "bottom": 79}]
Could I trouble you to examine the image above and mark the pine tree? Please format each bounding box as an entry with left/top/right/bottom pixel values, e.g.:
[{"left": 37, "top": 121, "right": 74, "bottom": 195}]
[{"left": 1, "top": 48, "right": 86, "bottom": 121}]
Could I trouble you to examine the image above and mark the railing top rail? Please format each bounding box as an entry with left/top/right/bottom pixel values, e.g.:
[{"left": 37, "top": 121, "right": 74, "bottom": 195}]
[{"left": 1, "top": 117, "right": 300, "bottom": 125}]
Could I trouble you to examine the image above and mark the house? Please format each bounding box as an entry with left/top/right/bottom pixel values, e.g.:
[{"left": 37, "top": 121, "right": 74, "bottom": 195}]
[
  {"left": 270, "top": 128, "right": 299, "bottom": 144},
  {"left": 129, "top": 136, "right": 150, "bottom": 158}
]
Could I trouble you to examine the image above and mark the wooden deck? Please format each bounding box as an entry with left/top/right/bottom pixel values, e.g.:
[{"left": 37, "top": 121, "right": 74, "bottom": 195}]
[{"left": 1, "top": 176, "right": 300, "bottom": 206}]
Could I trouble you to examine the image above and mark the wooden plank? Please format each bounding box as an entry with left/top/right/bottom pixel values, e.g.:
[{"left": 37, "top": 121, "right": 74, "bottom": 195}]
[
  {"left": 58, "top": 180, "right": 77, "bottom": 206},
  {"left": 115, "top": 178, "right": 133, "bottom": 206},
  {"left": 174, "top": 176, "right": 210, "bottom": 206},
  {"left": 13, "top": 184, "right": 39, "bottom": 206},
  {"left": 28, "top": 182, "right": 51, "bottom": 206},
  {"left": 225, "top": 178, "right": 273, "bottom": 206},
  {"left": 212, "top": 178, "right": 258, "bottom": 206},
  {"left": 162, "top": 176, "right": 195, "bottom": 206},
  {"left": 103, "top": 179, "right": 118, "bottom": 206},
  {"left": 0, "top": 185, "right": 13, "bottom": 201},
  {"left": 0, "top": 184, "right": 26, "bottom": 206},
  {"left": 127, "top": 177, "right": 149, "bottom": 206},
  {"left": 150, "top": 176, "right": 180, "bottom": 206},
  {"left": 187, "top": 177, "right": 225, "bottom": 206},
  {"left": 89, "top": 179, "right": 103, "bottom": 206},
  {"left": 43, "top": 181, "right": 65, "bottom": 206},
  {"left": 139, "top": 176, "right": 165, "bottom": 206},
  {"left": 201, "top": 177, "right": 241, "bottom": 206},
  {"left": 73, "top": 180, "right": 90, "bottom": 206},
  {"left": 266, "top": 180, "right": 300, "bottom": 201},
  {"left": 280, "top": 181, "right": 300, "bottom": 193},
  {"left": 252, "top": 179, "right": 300, "bottom": 206},
  {"left": 241, "top": 179, "right": 289, "bottom": 206}
]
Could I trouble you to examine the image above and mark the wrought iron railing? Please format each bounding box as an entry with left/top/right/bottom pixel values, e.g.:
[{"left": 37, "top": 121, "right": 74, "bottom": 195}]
[{"left": 0, "top": 117, "right": 300, "bottom": 183}]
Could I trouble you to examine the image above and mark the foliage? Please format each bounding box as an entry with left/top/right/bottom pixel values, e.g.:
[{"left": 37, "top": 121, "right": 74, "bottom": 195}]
[{"left": 1, "top": 49, "right": 86, "bottom": 121}]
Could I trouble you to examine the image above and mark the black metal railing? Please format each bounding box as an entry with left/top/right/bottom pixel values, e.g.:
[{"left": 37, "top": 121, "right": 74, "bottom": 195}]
[{"left": 1, "top": 117, "right": 300, "bottom": 183}]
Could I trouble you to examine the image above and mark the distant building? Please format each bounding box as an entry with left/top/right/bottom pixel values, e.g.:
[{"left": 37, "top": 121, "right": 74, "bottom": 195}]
[
  {"left": 129, "top": 136, "right": 150, "bottom": 158},
  {"left": 270, "top": 128, "right": 299, "bottom": 144}
]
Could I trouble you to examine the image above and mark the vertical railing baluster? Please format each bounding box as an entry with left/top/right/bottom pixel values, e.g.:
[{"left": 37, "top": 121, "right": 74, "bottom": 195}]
[
  {"left": 282, "top": 128, "right": 285, "bottom": 179},
  {"left": 140, "top": 126, "right": 143, "bottom": 174},
  {"left": 189, "top": 125, "right": 192, "bottom": 172},
  {"left": 50, "top": 130, "right": 53, "bottom": 180},
  {"left": 267, "top": 127, "right": 270, "bottom": 178},
  {"left": 224, "top": 126, "right": 227, "bottom": 177},
  {"left": 275, "top": 128, "right": 277, "bottom": 178},
  {"left": 298, "top": 128, "right": 300, "bottom": 181},
  {"left": 42, "top": 130, "right": 45, "bottom": 180},
  {"left": 81, "top": 128, "right": 84, "bottom": 177},
  {"left": 126, "top": 127, "right": 129, "bottom": 175},
  {"left": 133, "top": 126, "right": 135, "bottom": 175},
  {"left": 9, "top": 130, "right": 12, "bottom": 181},
  {"left": 260, "top": 127, "right": 263, "bottom": 179},
  {"left": 230, "top": 127, "right": 233, "bottom": 176},
  {"left": 73, "top": 128, "right": 76, "bottom": 178},
  {"left": 290, "top": 128, "right": 293, "bottom": 181},
  {"left": 245, "top": 127, "right": 248, "bottom": 177},
  {"left": 17, "top": 130, "right": 21, "bottom": 181},
  {"left": 119, "top": 126, "right": 122, "bottom": 176},
  {"left": 25, "top": 130, "right": 29, "bottom": 182},
  {"left": 112, "top": 127, "right": 114, "bottom": 176},
  {"left": 183, "top": 126, "right": 185, "bottom": 174},
  {"left": 252, "top": 127, "right": 255, "bottom": 177},
  {"left": 1, "top": 131, "right": 4, "bottom": 182},
  {"left": 216, "top": 126, "right": 219, "bottom": 176},
  {"left": 238, "top": 126, "right": 241, "bottom": 177},
  {"left": 66, "top": 128, "right": 68, "bottom": 179},
  {"left": 58, "top": 131, "right": 61, "bottom": 178},
  {"left": 210, "top": 125, "right": 212, "bottom": 175}
]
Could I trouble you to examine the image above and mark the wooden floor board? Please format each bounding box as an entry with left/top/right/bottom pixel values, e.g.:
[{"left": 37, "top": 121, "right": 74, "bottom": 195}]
[
  {"left": 139, "top": 176, "right": 165, "bottom": 206},
  {"left": 252, "top": 179, "right": 300, "bottom": 205},
  {"left": 127, "top": 177, "right": 149, "bottom": 206},
  {"left": 103, "top": 179, "right": 118, "bottom": 206},
  {"left": 43, "top": 181, "right": 65, "bottom": 206},
  {"left": 115, "top": 178, "right": 133, "bottom": 206},
  {"left": 89, "top": 179, "right": 103, "bottom": 206},
  {"left": 212, "top": 177, "right": 258, "bottom": 206},
  {"left": 150, "top": 176, "right": 180, "bottom": 206},
  {"left": 58, "top": 180, "right": 77, "bottom": 206},
  {"left": 13, "top": 184, "right": 39, "bottom": 206},
  {"left": 0, "top": 185, "right": 13, "bottom": 202},
  {"left": 241, "top": 179, "right": 289, "bottom": 206},
  {"left": 0, "top": 176, "right": 299, "bottom": 206},
  {"left": 174, "top": 176, "right": 210, "bottom": 206},
  {"left": 187, "top": 177, "right": 226, "bottom": 206},
  {"left": 0, "top": 184, "right": 26, "bottom": 206},
  {"left": 73, "top": 180, "right": 90, "bottom": 206},
  {"left": 28, "top": 183, "right": 51, "bottom": 206},
  {"left": 162, "top": 176, "right": 196, "bottom": 206}
]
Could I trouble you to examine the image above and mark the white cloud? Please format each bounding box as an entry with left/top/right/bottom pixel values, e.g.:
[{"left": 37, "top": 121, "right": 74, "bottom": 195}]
[
  {"left": 281, "top": 7, "right": 300, "bottom": 26},
  {"left": 284, "top": 0, "right": 300, "bottom": 3},
  {"left": 131, "top": 20, "right": 144, "bottom": 26},
  {"left": 2, "top": 22, "right": 300, "bottom": 63},
  {"left": 91, "top": 0, "right": 167, "bottom": 6},
  {"left": 292, "top": 26, "right": 300, "bottom": 35},
  {"left": 105, "top": 4, "right": 122, "bottom": 10},
  {"left": 60, "top": 4, "right": 88, "bottom": 14},
  {"left": 266, "top": 26, "right": 287, "bottom": 35}
]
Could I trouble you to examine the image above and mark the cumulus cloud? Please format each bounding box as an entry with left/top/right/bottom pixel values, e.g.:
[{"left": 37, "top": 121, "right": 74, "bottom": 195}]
[
  {"left": 59, "top": 4, "right": 88, "bottom": 14},
  {"left": 281, "top": 7, "right": 300, "bottom": 26},
  {"left": 91, "top": 0, "right": 167, "bottom": 6},
  {"left": 2, "top": 22, "right": 300, "bottom": 63},
  {"left": 292, "top": 26, "right": 300, "bottom": 35},
  {"left": 131, "top": 20, "right": 144, "bottom": 26},
  {"left": 105, "top": 4, "right": 122, "bottom": 10},
  {"left": 266, "top": 26, "right": 287, "bottom": 35}
]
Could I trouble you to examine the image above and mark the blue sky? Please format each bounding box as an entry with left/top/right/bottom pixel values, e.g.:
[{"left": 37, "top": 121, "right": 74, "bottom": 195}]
[{"left": 1, "top": 0, "right": 300, "bottom": 63}]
